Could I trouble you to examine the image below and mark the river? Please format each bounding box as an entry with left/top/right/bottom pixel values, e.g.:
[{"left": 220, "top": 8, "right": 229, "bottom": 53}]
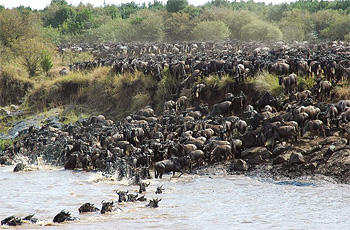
[{"left": 0, "top": 165, "right": 349, "bottom": 229}]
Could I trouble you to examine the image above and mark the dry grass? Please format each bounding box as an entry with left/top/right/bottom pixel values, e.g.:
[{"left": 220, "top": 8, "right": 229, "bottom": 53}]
[
  {"left": 0, "top": 65, "right": 34, "bottom": 106},
  {"left": 334, "top": 86, "right": 350, "bottom": 100}
]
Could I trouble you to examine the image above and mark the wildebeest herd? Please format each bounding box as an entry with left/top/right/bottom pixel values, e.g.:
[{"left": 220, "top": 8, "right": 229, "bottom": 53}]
[{"left": 1, "top": 40, "right": 350, "bottom": 226}]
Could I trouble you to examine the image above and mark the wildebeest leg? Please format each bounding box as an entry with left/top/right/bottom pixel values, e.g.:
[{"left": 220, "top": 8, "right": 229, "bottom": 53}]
[{"left": 320, "top": 125, "right": 326, "bottom": 139}]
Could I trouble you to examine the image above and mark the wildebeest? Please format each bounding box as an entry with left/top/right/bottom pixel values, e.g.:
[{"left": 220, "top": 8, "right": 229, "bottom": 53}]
[
  {"left": 139, "top": 181, "right": 150, "bottom": 193},
  {"left": 156, "top": 185, "right": 165, "bottom": 194},
  {"left": 255, "top": 92, "right": 277, "bottom": 111},
  {"left": 211, "top": 101, "right": 233, "bottom": 117},
  {"left": 78, "top": 203, "right": 100, "bottom": 213},
  {"left": 1, "top": 216, "right": 22, "bottom": 226},
  {"left": 302, "top": 120, "right": 326, "bottom": 138},
  {"left": 53, "top": 210, "right": 78, "bottom": 223},
  {"left": 117, "top": 190, "right": 128, "bottom": 202},
  {"left": 146, "top": 198, "right": 162, "bottom": 208},
  {"left": 59, "top": 67, "right": 69, "bottom": 76},
  {"left": 290, "top": 90, "right": 312, "bottom": 102},
  {"left": 210, "top": 144, "right": 232, "bottom": 163},
  {"left": 318, "top": 80, "right": 332, "bottom": 100},
  {"left": 101, "top": 201, "right": 117, "bottom": 214},
  {"left": 279, "top": 73, "right": 297, "bottom": 94},
  {"left": 154, "top": 157, "right": 191, "bottom": 179}
]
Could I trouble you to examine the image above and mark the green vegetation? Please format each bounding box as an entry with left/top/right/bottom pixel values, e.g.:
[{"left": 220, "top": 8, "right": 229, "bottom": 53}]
[
  {"left": 62, "top": 110, "right": 89, "bottom": 124},
  {"left": 0, "top": 0, "right": 348, "bottom": 45},
  {"left": 0, "top": 139, "right": 13, "bottom": 150},
  {"left": 166, "top": 0, "right": 188, "bottom": 13},
  {"left": 192, "top": 21, "right": 230, "bottom": 41},
  {"left": 249, "top": 72, "right": 284, "bottom": 97},
  {"left": 41, "top": 52, "right": 54, "bottom": 76}
]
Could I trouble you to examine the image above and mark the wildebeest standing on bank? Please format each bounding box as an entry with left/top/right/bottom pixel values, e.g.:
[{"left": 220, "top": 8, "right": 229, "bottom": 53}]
[{"left": 279, "top": 73, "right": 297, "bottom": 94}]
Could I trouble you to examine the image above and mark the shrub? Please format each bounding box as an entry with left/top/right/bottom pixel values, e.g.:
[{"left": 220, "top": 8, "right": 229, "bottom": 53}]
[
  {"left": 130, "top": 93, "right": 152, "bottom": 112},
  {"left": 129, "top": 9, "right": 165, "bottom": 42},
  {"left": 41, "top": 52, "right": 53, "bottom": 76},
  {"left": 241, "top": 20, "right": 283, "bottom": 41},
  {"left": 191, "top": 20, "right": 230, "bottom": 41},
  {"left": 13, "top": 38, "right": 54, "bottom": 77},
  {"left": 0, "top": 139, "right": 13, "bottom": 150}
]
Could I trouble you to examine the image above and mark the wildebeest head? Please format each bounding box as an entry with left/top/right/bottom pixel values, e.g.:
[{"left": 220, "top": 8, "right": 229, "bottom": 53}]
[
  {"left": 117, "top": 190, "right": 129, "bottom": 202},
  {"left": 146, "top": 198, "right": 162, "bottom": 208},
  {"left": 156, "top": 185, "right": 164, "bottom": 194},
  {"left": 101, "top": 201, "right": 115, "bottom": 214}
]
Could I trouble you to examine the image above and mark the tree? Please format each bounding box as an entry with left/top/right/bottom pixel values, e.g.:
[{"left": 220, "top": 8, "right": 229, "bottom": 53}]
[
  {"left": 13, "top": 38, "right": 53, "bottom": 77},
  {"left": 166, "top": 0, "right": 188, "bottom": 13},
  {"left": 83, "top": 18, "right": 134, "bottom": 43},
  {"left": 279, "top": 9, "right": 314, "bottom": 41},
  {"left": 206, "top": 0, "right": 231, "bottom": 8},
  {"left": 312, "top": 9, "right": 340, "bottom": 37},
  {"left": 225, "top": 10, "right": 257, "bottom": 39},
  {"left": 42, "top": 2, "right": 74, "bottom": 28},
  {"left": 191, "top": 21, "right": 230, "bottom": 41},
  {"left": 320, "top": 15, "right": 350, "bottom": 40},
  {"left": 104, "top": 4, "right": 121, "bottom": 19},
  {"left": 164, "top": 13, "right": 194, "bottom": 41},
  {"left": 119, "top": 2, "right": 141, "bottom": 19},
  {"left": 0, "top": 9, "right": 41, "bottom": 47},
  {"left": 241, "top": 20, "right": 283, "bottom": 41},
  {"left": 129, "top": 10, "right": 164, "bottom": 42},
  {"left": 60, "top": 6, "right": 95, "bottom": 35},
  {"left": 148, "top": 0, "right": 165, "bottom": 10}
]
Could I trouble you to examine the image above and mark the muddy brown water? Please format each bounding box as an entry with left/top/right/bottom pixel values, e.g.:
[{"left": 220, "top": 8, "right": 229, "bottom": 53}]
[{"left": 1, "top": 165, "right": 350, "bottom": 229}]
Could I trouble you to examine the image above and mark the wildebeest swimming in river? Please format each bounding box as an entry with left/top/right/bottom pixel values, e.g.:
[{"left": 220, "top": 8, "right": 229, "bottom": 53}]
[
  {"left": 101, "top": 200, "right": 121, "bottom": 214},
  {"left": 78, "top": 203, "right": 100, "bottom": 213},
  {"left": 53, "top": 210, "right": 78, "bottom": 223},
  {"left": 146, "top": 198, "right": 162, "bottom": 208}
]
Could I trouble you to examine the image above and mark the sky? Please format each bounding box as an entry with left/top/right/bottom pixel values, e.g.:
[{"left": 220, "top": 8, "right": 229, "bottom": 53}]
[{"left": 0, "top": 0, "right": 296, "bottom": 10}]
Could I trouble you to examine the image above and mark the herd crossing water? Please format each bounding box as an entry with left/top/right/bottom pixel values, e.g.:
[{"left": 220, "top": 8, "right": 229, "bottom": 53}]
[{"left": 1, "top": 165, "right": 350, "bottom": 229}]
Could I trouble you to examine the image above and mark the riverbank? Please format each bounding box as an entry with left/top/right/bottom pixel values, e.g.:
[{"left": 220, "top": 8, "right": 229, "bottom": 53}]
[{"left": 1, "top": 107, "right": 350, "bottom": 184}]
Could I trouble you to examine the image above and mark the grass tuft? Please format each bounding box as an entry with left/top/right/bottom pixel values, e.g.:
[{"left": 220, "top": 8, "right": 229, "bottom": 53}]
[
  {"left": 0, "top": 139, "right": 13, "bottom": 150},
  {"left": 251, "top": 71, "right": 284, "bottom": 97}
]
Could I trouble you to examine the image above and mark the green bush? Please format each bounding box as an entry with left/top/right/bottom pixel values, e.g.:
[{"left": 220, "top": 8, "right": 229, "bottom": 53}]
[
  {"left": 279, "top": 9, "right": 315, "bottom": 41},
  {"left": 241, "top": 20, "right": 283, "bottom": 41},
  {"left": 41, "top": 52, "right": 53, "bottom": 76},
  {"left": 191, "top": 20, "right": 230, "bottom": 41},
  {"left": 129, "top": 9, "right": 165, "bottom": 42},
  {"left": 0, "top": 139, "right": 13, "bottom": 150}
]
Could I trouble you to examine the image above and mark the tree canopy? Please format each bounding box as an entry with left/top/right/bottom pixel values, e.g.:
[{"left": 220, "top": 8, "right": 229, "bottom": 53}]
[{"left": 0, "top": 0, "right": 349, "bottom": 45}]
